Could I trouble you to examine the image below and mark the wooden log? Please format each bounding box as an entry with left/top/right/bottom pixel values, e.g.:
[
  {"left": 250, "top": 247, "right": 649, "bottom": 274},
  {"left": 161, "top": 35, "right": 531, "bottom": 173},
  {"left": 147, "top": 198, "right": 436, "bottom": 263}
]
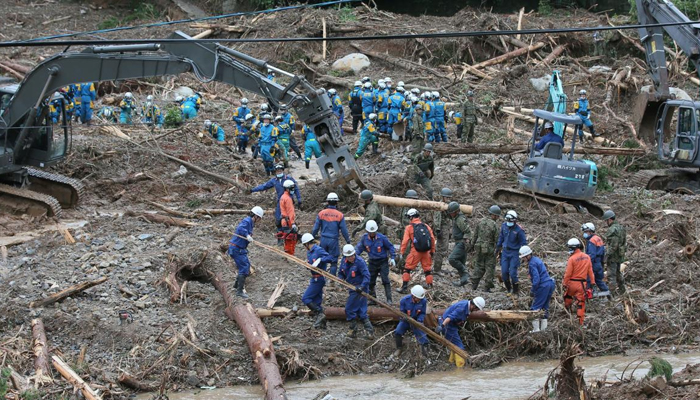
[
  {"left": 434, "top": 144, "right": 647, "bottom": 156},
  {"left": 669, "top": 378, "right": 700, "bottom": 387},
  {"left": 541, "top": 45, "right": 567, "bottom": 65},
  {"left": 515, "top": 7, "right": 525, "bottom": 41},
  {"left": 30, "top": 277, "right": 108, "bottom": 308},
  {"left": 118, "top": 372, "right": 159, "bottom": 392},
  {"left": 193, "top": 208, "right": 251, "bottom": 216},
  {"left": 192, "top": 29, "right": 213, "bottom": 39},
  {"left": 0, "top": 62, "right": 24, "bottom": 80},
  {"left": 229, "top": 303, "right": 288, "bottom": 400},
  {"left": 42, "top": 15, "right": 71, "bottom": 25},
  {"left": 266, "top": 279, "right": 286, "bottom": 309},
  {"left": 159, "top": 151, "right": 245, "bottom": 189},
  {"left": 501, "top": 107, "right": 614, "bottom": 145},
  {"left": 321, "top": 17, "right": 327, "bottom": 60},
  {"left": 8, "top": 366, "right": 28, "bottom": 392},
  {"left": 350, "top": 43, "right": 451, "bottom": 81},
  {"left": 188, "top": 23, "right": 251, "bottom": 33},
  {"left": 369, "top": 194, "right": 473, "bottom": 215},
  {"left": 31, "top": 319, "right": 53, "bottom": 385},
  {"left": 471, "top": 42, "right": 545, "bottom": 69},
  {"left": 131, "top": 211, "right": 197, "bottom": 228},
  {"left": 0, "top": 61, "right": 31, "bottom": 74},
  {"left": 52, "top": 355, "right": 101, "bottom": 400}
]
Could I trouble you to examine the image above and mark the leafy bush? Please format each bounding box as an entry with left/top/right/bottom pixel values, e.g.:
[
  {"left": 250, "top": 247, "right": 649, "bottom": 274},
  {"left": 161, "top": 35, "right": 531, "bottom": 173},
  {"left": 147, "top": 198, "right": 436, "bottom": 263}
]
[
  {"left": 164, "top": 105, "right": 183, "bottom": 128},
  {"left": 596, "top": 164, "right": 615, "bottom": 192},
  {"left": 647, "top": 357, "right": 673, "bottom": 381}
]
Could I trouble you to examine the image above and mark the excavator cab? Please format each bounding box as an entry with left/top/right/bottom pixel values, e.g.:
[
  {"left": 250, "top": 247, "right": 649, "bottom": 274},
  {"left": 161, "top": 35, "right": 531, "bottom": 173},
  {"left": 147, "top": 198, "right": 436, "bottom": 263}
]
[{"left": 655, "top": 100, "right": 700, "bottom": 165}]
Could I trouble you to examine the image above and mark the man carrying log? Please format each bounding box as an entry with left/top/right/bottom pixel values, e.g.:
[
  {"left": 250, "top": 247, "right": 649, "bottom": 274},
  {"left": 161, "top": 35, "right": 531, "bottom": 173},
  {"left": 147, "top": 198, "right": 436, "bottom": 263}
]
[
  {"left": 279, "top": 180, "right": 298, "bottom": 255},
  {"left": 436, "top": 296, "right": 485, "bottom": 367},
  {"left": 408, "top": 144, "right": 435, "bottom": 200},
  {"left": 338, "top": 244, "right": 374, "bottom": 338},
  {"left": 393, "top": 285, "right": 429, "bottom": 358},
  {"left": 352, "top": 190, "right": 386, "bottom": 238},
  {"left": 228, "top": 206, "right": 265, "bottom": 299},
  {"left": 249, "top": 164, "right": 302, "bottom": 241},
  {"left": 432, "top": 187, "right": 454, "bottom": 275},
  {"left": 355, "top": 220, "right": 396, "bottom": 304},
  {"left": 398, "top": 209, "right": 436, "bottom": 293},
  {"left": 312, "top": 192, "right": 351, "bottom": 277},
  {"left": 300, "top": 233, "right": 335, "bottom": 329}
]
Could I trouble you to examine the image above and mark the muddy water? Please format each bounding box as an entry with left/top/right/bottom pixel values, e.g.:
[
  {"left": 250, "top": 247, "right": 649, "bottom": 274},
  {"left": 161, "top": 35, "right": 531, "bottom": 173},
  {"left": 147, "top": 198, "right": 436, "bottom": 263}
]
[{"left": 144, "top": 352, "right": 700, "bottom": 400}]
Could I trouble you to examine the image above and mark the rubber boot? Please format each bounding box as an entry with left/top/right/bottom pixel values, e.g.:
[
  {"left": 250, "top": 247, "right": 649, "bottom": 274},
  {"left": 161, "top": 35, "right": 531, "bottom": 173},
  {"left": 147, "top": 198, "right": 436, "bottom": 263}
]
[
  {"left": 512, "top": 283, "right": 520, "bottom": 297},
  {"left": 393, "top": 334, "right": 403, "bottom": 357},
  {"left": 371, "top": 143, "right": 379, "bottom": 154},
  {"left": 384, "top": 284, "right": 393, "bottom": 304},
  {"left": 452, "top": 273, "right": 470, "bottom": 287},
  {"left": 530, "top": 319, "right": 541, "bottom": 333},
  {"left": 305, "top": 160, "right": 310, "bottom": 169},
  {"left": 362, "top": 318, "right": 374, "bottom": 338},
  {"left": 396, "top": 281, "right": 409, "bottom": 294},
  {"left": 314, "top": 309, "right": 327, "bottom": 330},
  {"left": 421, "top": 344, "right": 429, "bottom": 357},
  {"left": 504, "top": 280, "right": 512, "bottom": 294},
  {"left": 590, "top": 125, "right": 600, "bottom": 137},
  {"left": 236, "top": 275, "right": 249, "bottom": 299},
  {"left": 347, "top": 320, "right": 358, "bottom": 338},
  {"left": 471, "top": 281, "right": 479, "bottom": 291},
  {"left": 368, "top": 286, "right": 377, "bottom": 306}
]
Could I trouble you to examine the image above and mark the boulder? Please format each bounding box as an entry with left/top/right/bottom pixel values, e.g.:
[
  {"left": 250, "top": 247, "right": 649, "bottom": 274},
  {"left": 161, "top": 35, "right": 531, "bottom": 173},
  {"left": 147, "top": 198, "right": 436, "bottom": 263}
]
[
  {"left": 640, "top": 85, "right": 692, "bottom": 101},
  {"left": 331, "top": 53, "right": 370, "bottom": 74},
  {"left": 588, "top": 65, "right": 613, "bottom": 74},
  {"left": 529, "top": 75, "right": 550, "bottom": 92},
  {"left": 173, "top": 86, "right": 195, "bottom": 100}
]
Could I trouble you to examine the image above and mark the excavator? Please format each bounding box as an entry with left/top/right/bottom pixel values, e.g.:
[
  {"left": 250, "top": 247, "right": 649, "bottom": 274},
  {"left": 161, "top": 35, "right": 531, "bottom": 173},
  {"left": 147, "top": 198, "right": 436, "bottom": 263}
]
[
  {"left": 0, "top": 31, "right": 363, "bottom": 217},
  {"left": 631, "top": 0, "right": 700, "bottom": 192}
]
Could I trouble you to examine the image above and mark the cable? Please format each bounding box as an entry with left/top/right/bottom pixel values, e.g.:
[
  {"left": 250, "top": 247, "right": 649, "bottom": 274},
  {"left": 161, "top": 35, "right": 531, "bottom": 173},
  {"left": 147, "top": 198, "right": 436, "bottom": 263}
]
[
  {"left": 3, "top": 19, "right": 699, "bottom": 47},
  {"left": 21, "top": 0, "right": 359, "bottom": 43}
]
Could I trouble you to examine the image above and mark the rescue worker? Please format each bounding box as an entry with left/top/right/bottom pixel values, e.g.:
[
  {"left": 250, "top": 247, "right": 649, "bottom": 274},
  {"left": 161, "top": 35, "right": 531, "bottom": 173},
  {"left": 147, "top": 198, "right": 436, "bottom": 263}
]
[
  {"left": 119, "top": 92, "right": 136, "bottom": 124},
  {"left": 436, "top": 297, "right": 485, "bottom": 367},
  {"left": 347, "top": 81, "right": 364, "bottom": 134},
  {"left": 59, "top": 87, "right": 75, "bottom": 121},
  {"left": 180, "top": 95, "right": 198, "bottom": 120},
  {"left": 411, "top": 103, "right": 425, "bottom": 155},
  {"left": 71, "top": 83, "right": 82, "bottom": 122},
  {"left": 361, "top": 82, "right": 376, "bottom": 121},
  {"left": 352, "top": 190, "right": 386, "bottom": 238},
  {"left": 519, "top": 246, "right": 555, "bottom": 332},
  {"left": 387, "top": 86, "right": 405, "bottom": 137},
  {"left": 237, "top": 113, "right": 255, "bottom": 153},
  {"left": 228, "top": 206, "right": 264, "bottom": 299},
  {"left": 203, "top": 120, "right": 225, "bottom": 144},
  {"left": 393, "top": 285, "right": 429, "bottom": 358},
  {"left": 398, "top": 209, "right": 435, "bottom": 293},
  {"left": 250, "top": 164, "right": 302, "bottom": 230},
  {"left": 328, "top": 88, "right": 344, "bottom": 130},
  {"left": 356, "top": 220, "right": 396, "bottom": 304},
  {"left": 303, "top": 124, "right": 323, "bottom": 169},
  {"left": 582, "top": 223, "right": 611, "bottom": 297},
  {"left": 573, "top": 89, "right": 597, "bottom": 141},
  {"left": 354, "top": 113, "right": 379, "bottom": 159},
  {"left": 232, "top": 97, "right": 251, "bottom": 133},
  {"left": 496, "top": 210, "right": 527, "bottom": 296},
  {"left": 279, "top": 180, "right": 298, "bottom": 255},
  {"left": 445, "top": 201, "right": 472, "bottom": 286},
  {"left": 432, "top": 187, "right": 454, "bottom": 275},
  {"left": 79, "top": 82, "right": 96, "bottom": 125},
  {"left": 408, "top": 143, "right": 434, "bottom": 200},
  {"left": 603, "top": 210, "right": 626, "bottom": 295},
  {"left": 276, "top": 116, "right": 292, "bottom": 168},
  {"left": 301, "top": 233, "right": 335, "bottom": 329},
  {"left": 142, "top": 95, "right": 163, "bottom": 128},
  {"left": 449, "top": 110, "right": 463, "bottom": 140},
  {"left": 471, "top": 205, "right": 500, "bottom": 292},
  {"left": 338, "top": 244, "right": 374, "bottom": 338},
  {"left": 49, "top": 96, "right": 62, "bottom": 124},
  {"left": 432, "top": 92, "right": 447, "bottom": 142},
  {"left": 376, "top": 80, "right": 390, "bottom": 133},
  {"left": 258, "top": 113, "right": 278, "bottom": 175},
  {"left": 312, "top": 192, "right": 351, "bottom": 277},
  {"left": 267, "top": 69, "right": 275, "bottom": 81},
  {"left": 535, "top": 121, "right": 565, "bottom": 152},
  {"left": 421, "top": 92, "right": 433, "bottom": 142},
  {"left": 462, "top": 90, "right": 478, "bottom": 143},
  {"left": 99, "top": 106, "right": 117, "bottom": 123},
  {"left": 563, "top": 238, "right": 595, "bottom": 325},
  {"left": 396, "top": 190, "right": 418, "bottom": 271}
]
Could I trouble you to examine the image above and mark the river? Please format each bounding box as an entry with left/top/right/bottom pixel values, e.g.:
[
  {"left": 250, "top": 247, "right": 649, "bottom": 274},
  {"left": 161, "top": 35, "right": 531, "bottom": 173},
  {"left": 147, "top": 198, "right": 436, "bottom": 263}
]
[{"left": 140, "top": 352, "right": 700, "bottom": 400}]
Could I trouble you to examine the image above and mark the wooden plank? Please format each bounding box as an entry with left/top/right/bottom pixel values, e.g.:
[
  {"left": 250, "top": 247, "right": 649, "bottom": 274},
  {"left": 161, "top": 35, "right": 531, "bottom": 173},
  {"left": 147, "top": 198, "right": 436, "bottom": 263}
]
[
  {"left": 52, "top": 355, "right": 102, "bottom": 400},
  {"left": 30, "top": 277, "right": 108, "bottom": 308}
]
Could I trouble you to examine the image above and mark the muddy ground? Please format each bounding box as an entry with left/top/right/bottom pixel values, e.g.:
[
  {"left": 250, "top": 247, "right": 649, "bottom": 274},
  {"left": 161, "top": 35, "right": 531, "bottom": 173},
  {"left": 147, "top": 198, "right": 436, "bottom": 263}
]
[{"left": 1, "top": 1, "right": 700, "bottom": 399}]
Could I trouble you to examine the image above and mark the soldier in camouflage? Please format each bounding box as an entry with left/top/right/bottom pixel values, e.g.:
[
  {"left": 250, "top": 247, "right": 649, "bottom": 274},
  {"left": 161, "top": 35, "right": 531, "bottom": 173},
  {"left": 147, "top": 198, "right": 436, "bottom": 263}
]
[
  {"left": 396, "top": 190, "right": 418, "bottom": 272},
  {"left": 432, "top": 187, "right": 454, "bottom": 275},
  {"left": 462, "top": 91, "right": 477, "bottom": 143},
  {"left": 408, "top": 144, "right": 434, "bottom": 200},
  {"left": 471, "top": 205, "right": 501, "bottom": 292},
  {"left": 411, "top": 103, "right": 425, "bottom": 156},
  {"left": 352, "top": 190, "right": 387, "bottom": 238},
  {"left": 447, "top": 201, "right": 472, "bottom": 287},
  {"left": 603, "top": 210, "right": 627, "bottom": 295}
]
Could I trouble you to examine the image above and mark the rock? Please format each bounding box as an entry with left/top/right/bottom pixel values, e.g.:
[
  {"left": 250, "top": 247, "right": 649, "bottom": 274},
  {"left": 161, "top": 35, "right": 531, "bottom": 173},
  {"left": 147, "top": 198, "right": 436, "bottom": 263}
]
[
  {"left": 173, "top": 86, "right": 195, "bottom": 100},
  {"left": 186, "top": 372, "right": 200, "bottom": 387},
  {"left": 25, "top": 248, "right": 36, "bottom": 255},
  {"left": 138, "top": 234, "right": 153, "bottom": 241},
  {"left": 588, "top": 65, "right": 612, "bottom": 74},
  {"left": 134, "top": 301, "right": 146, "bottom": 309},
  {"left": 171, "top": 165, "right": 188, "bottom": 178},
  {"left": 529, "top": 75, "right": 550, "bottom": 92},
  {"left": 113, "top": 242, "right": 125, "bottom": 251},
  {"left": 640, "top": 85, "right": 692, "bottom": 101},
  {"left": 331, "top": 53, "right": 370, "bottom": 74}
]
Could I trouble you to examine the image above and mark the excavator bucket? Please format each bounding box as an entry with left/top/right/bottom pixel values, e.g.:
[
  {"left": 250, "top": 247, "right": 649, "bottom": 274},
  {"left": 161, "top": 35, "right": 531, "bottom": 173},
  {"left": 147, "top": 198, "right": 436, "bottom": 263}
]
[
  {"left": 632, "top": 91, "right": 666, "bottom": 145},
  {"left": 391, "top": 120, "right": 405, "bottom": 141}
]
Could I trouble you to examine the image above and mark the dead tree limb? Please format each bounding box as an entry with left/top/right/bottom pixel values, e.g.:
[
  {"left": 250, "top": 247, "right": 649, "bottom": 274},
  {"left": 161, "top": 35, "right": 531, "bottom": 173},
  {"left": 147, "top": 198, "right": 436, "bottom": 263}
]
[
  {"left": 30, "top": 277, "right": 108, "bottom": 308},
  {"left": 541, "top": 45, "right": 567, "bottom": 65},
  {"left": 52, "top": 355, "right": 102, "bottom": 400},
  {"left": 127, "top": 210, "right": 197, "bottom": 228},
  {"left": 471, "top": 42, "right": 545, "bottom": 69},
  {"left": 118, "top": 372, "right": 159, "bottom": 392},
  {"left": 350, "top": 43, "right": 451, "bottom": 81},
  {"left": 31, "top": 319, "right": 53, "bottom": 385}
]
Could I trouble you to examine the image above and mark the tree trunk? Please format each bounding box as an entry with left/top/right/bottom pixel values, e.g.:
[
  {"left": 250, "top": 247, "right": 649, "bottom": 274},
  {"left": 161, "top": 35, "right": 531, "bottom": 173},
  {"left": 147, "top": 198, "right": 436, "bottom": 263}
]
[
  {"left": 30, "top": 277, "right": 108, "bottom": 308},
  {"left": 31, "top": 319, "right": 53, "bottom": 385},
  {"left": 52, "top": 355, "right": 102, "bottom": 400},
  {"left": 541, "top": 45, "right": 567, "bottom": 65},
  {"left": 471, "top": 42, "right": 545, "bottom": 69},
  {"left": 369, "top": 194, "right": 473, "bottom": 215},
  {"left": 118, "top": 372, "right": 159, "bottom": 392}
]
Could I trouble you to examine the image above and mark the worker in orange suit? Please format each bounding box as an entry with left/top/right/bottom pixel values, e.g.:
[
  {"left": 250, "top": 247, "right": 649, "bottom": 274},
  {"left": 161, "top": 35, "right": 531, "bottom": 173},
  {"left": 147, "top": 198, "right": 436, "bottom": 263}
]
[
  {"left": 398, "top": 208, "right": 436, "bottom": 294},
  {"left": 563, "top": 237, "right": 595, "bottom": 325},
  {"left": 279, "top": 180, "right": 298, "bottom": 255}
]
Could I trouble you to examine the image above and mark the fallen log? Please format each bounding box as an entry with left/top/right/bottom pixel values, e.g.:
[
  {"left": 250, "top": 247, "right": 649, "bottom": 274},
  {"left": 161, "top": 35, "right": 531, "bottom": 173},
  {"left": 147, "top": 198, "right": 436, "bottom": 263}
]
[
  {"left": 501, "top": 107, "right": 614, "bottom": 145},
  {"left": 98, "top": 172, "right": 152, "bottom": 186},
  {"left": 52, "top": 355, "right": 101, "bottom": 400},
  {"left": 192, "top": 29, "right": 213, "bottom": 39},
  {"left": 188, "top": 23, "right": 252, "bottom": 33},
  {"left": 0, "top": 61, "right": 31, "bottom": 74},
  {"left": 129, "top": 210, "right": 197, "bottom": 228},
  {"left": 541, "top": 45, "right": 567, "bottom": 65},
  {"left": 471, "top": 42, "right": 545, "bottom": 69},
  {"left": 31, "top": 319, "right": 53, "bottom": 385},
  {"left": 193, "top": 208, "right": 251, "bottom": 216},
  {"left": 369, "top": 194, "right": 473, "bottom": 215},
  {"left": 434, "top": 144, "right": 647, "bottom": 156},
  {"left": 350, "top": 43, "right": 451, "bottom": 81},
  {"left": 228, "top": 303, "right": 287, "bottom": 400},
  {"left": 0, "top": 62, "right": 24, "bottom": 80},
  {"left": 118, "top": 372, "right": 159, "bottom": 392},
  {"left": 7, "top": 366, "right": 28, "bottom": 392},
  {"left": 30, "top": 277, "right": 108, "bottom": 308}
]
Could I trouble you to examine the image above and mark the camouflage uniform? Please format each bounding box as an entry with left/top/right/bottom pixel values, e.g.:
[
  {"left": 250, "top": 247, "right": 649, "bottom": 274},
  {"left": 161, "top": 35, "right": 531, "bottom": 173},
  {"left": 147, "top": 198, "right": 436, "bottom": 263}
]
[
  {"left": 353, "top": 200, "right": 387, "bottom": 237},
  {"left": 432, "top": 208, "right": 451, "bottom": 274},
  {"left": 605, "top": 221, "right": 627, "bottom": 294},
  {"left": 411, "top": 111, "right": 425, "bottom": 156},
  {"left": 471, "top": 216, "right": 499, "bottom": 290},
  {"left": 462, "top": 99, "right": 477, "bottom": 143},
  {"left": 408, "top": 153, "right": 434, "bottom": 200},
  {"left": 448, "top": 212, "right": 472, "bottom": 286}
]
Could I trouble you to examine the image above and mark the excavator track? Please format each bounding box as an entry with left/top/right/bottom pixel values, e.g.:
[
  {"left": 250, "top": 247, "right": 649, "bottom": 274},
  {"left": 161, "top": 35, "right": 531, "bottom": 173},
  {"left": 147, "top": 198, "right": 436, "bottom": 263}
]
[
  {"left": 26, "top": 168, "right": 85, "bottom": 208},
  {"left": 629, "top": 168, "right": 700, "bottom": 193},
  {"left": 0, "top": 183, "right": 62, "bottom": 217},
  {"left": 493, "top": 188, "right": 606, "bottom": 218}
]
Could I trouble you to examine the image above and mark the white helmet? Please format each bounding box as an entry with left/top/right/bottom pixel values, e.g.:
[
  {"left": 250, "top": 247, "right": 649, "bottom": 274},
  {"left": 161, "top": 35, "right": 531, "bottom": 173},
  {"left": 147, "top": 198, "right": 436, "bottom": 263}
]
[
  {"left": 411, "top": 285, "right": 426, "bottom": 299},
  {"left": 472, "top": 297, "right": 485, "bottom": 310},
  {"left": 505, "top": 210, "right": 518, "bottom": 221},
  {"left": 262, "top": 113, "right": 272, "bottom": 120},
  {"left": 366, "top": 220, "right": 378, "bottom": 233},
  {"left": 260, "top": 104, "right": 269, "bottom": 111},
  {"left": 301, "top": 233, "right": 315, "bottom": 244},
  {"left": 580, "top": 89, "right": 587, "bottom": 95},
  {"left": 283, "top": 179, "right": 295, "bottom": 189},
  {"left": 245, "top": 113, "right": 254, "bottom": 121},
  {"left": 423, "top": 91, "right": 431, "bottom": 99},
  {"left": 251, "top": 206, "right": 264, "bottom": 218},
  {"left": 342, "top": 244, "right": 356, "bottom": 257},
  {"left": 364, "top": 82, "right": 372, "bottom": 89},
  {"left": 175, "top": 95, "right": 183, "bottom": 102},
  {"left": 384, "top": 77, "right": 392, "bottom": 83},
  {"left": 368, "top": 113, "right": 377, "bottom": 121},
  {"left": 125, "top": 92, "right": 133, "bottom": 99},
  {"left": 397, "top": 81, "right": 405, "bottom": 87},
  {"left": 420, "top": 93, "right": 426, "bottom": 100},
  {"left": 544, "top": 121, "right": 553, "bottom": 129},
  {"left": 411, "top": 88, "right": 420, "bottom": 95},
  {"left": 449, "top": 111, "right": 454, "bottom": 119},
  {"left": 326, "top": 192, "right": 339, "bottom": 202},
  {"left": 241, "top": 97, "right": 249, "bottom": 104},
  {"left": 378, "top": 79, "right": 385, "bottom": 85},
  {"left": 567, "top": 238, "right": 581, "bottom": 248},
  {"left": 146, "top": 95, "right": 154, "bottom": 101},
  {"left": 581, "top": 222, "right": 596, "bottom": 232},
  {"left": 406, "top": 208, "right": 419, "bottom": 218},
  {"left": 354, "top": 80, "right": 362, "bottom": 86},
  {"left": 204, "top": 120, "right": 212, "bottom": 127},
  {"left": 519, "top": 245, "right": 533, "bottom": 258},
  {"left": 378, "top": 82, "right": 386, "bottom": 89},
  {"left": 328, "top": 88, "right": 337, "bottom": 95},
  {"left": 396, "top": 86, "right": 405, "bottom": 92},
  {"left": 432, "top": 91, "right": 440, "bottom": 99}
]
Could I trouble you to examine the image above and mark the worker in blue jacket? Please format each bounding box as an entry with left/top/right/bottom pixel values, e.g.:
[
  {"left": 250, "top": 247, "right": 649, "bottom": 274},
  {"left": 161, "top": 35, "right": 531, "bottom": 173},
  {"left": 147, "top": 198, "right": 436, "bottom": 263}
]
[
  {"left": 535, "top": 122, "right": 565, "bottom": 152},
  {"left": 119, "top": 92, "right": 136, "bottom": 124},
  {"left": 582, "top": 223, "right": 610, "bottom": 297},
  {"left": 312, "top": 192, "right": 350, "bottom": 277},
  {"left": 303, "top": 124, "right": 323, "bottom": 169},
  {"left": 376, "top": 82, "right": 391, "bottom": 133},
  {"left": 49, "top": 96, "right": 63, "bottom": 124},
  {"left": 232, "top": 97, "right": 251, "bottom": 132},
  {"left": 228, "top": 207, "right": 264, "bottom": 299},
  {"left": 79, "top": 82, "right": 96, "bottom": 125},
  {"left": 393, "top": 285, "right": 429, "bottom": 358},
  {"left": 354, "top": 113, "right": 379, "bottom": 159},
  {"left": 328, "top": 88, "right": 344, "bottom": 131},
  {"left": 432, "top": 92, "right": 447, "bottom": 142},
  {"left": 436, "top": 297, "right": 485, "bottom": 367},
  {"left": 355, "top": 220, "right": 396, "bottom": 304},
  {"left": 204, "top": 120, "right": 225, "bottom": 143},
  {"left": 180, "top": 96, "right": 198, "bottom": 120},
  {"left": 361, "top": 82, "right": 376, "bottom": 121},
  {"left": 387, "top": 87, "right": 405, "bottom": 137},
  {"left": 301, "top": 233, "right": 335, "bottom": 329},
  {"left": 339, "top": 244, "right": 374, "bottom": 338},
  {"left": 250, "top": 164, "right": 301, "bottom": 227},
  {"left": 258, "top": 114, "right": 279, "bottom": 175},
  {"left": 519, "top": 246, "right": 555, "bottom": 333},
  {"left": 496, "top": 210, "right": 527, "bottom": 297},
  {"left": 573, "top": 89, "right": 597, "bottom": 142}
]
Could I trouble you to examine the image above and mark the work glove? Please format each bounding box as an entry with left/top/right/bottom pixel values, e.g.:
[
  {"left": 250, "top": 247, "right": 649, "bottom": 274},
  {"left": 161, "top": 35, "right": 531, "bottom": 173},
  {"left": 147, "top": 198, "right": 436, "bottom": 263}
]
[
  {"left": 398, "top": 254, "right": 403, "bottom": 262},
  {"left": 291, "top": 224, "right": 298, "bottom": 233},
  {"left": 312, "top": 259, "right": 321, "bottom": 268},
  {"left": 354, "top": 286, "right": 363, "bottom": 293},
  {"left": 389, "top": 259, "right": 396, "bottom": 267},
  {"left": 435, "top": 324, "right": 443, "bottom": 335},
  {"left": 246, "top": 235, "right": 254, "bottom": 242}
]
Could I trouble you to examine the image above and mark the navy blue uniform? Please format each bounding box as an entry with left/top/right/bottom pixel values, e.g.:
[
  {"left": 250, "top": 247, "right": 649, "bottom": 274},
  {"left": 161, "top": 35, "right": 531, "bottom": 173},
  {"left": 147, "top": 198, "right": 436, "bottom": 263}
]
[
  {"left": 527, "top": 256, "right": 555, "bottom": 318},
  {"left": 227, "top": 216, "right": 255, "bottom": 276},
  {"left": 356, "top": 232, "right": 396, "bottom": 298},
  {"left": 440, "top": 300, "right": 473, "bottom": 349},
  {"left": 496, "top": 223, "right": 527, "bottom": 285},
  {"left": 302, "top": 245, "right": 335, "bottom": 310},
  {"left": 395, "top": 294, "right": 428, "bottom": 344},
  {"left": 339, "top": 256, "right": 370, "bottom": 320},
  {"left": 312, "top": 206, "right": 351, "bottom": 276}
]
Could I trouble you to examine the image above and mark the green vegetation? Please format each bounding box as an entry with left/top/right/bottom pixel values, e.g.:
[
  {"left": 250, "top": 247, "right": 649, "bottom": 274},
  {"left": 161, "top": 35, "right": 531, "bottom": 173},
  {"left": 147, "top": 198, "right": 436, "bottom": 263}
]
[
  {"left": 338, "top": 6, "right": 358, "bottom": 23},
  {"left": 596, "top": 165, "right": 615, "bottom": 192},
  {"left": 97, "top": 1, "right": 159, "bottom": 30},
  {"left": 20, "top": 389, "right": 41, "bottom": 400},
  {"left": 0, "top": 368, "right": 11, "bottom": 398},
  {"left": 647, "top": 357, "right": 673, "bottom": 381},
  {"left": 538, "top": 0, "right": 554, "bottom": 15},
  {"left": 164, "top": 105, "right": 183, "bottom": 128},
  {"left": 186, "top": 199, "right": 203, "bottom": 208}
]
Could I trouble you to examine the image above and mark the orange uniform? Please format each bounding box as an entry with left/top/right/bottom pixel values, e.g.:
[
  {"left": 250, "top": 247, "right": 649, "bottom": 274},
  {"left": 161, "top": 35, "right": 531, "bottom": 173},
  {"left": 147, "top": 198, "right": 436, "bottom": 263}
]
[
  {"left": 279, "top": 191, "right": 297, "bottom": 255},
  {"left": 400, "top": 218, "right": 436, "bottom": 285},
  {"left": 563, "top": 249, "right": 595, "bottom": 325}
]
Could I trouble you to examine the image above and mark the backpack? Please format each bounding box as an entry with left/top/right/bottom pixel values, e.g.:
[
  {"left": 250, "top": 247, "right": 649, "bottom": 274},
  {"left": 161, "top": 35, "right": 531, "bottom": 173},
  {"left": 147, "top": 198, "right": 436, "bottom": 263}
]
[
  {"left": 412, "top": 223, "right": 431, "bottom": 252},
  {"left": 350, "top": 90, "right": 362, "bottom": 112}
]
